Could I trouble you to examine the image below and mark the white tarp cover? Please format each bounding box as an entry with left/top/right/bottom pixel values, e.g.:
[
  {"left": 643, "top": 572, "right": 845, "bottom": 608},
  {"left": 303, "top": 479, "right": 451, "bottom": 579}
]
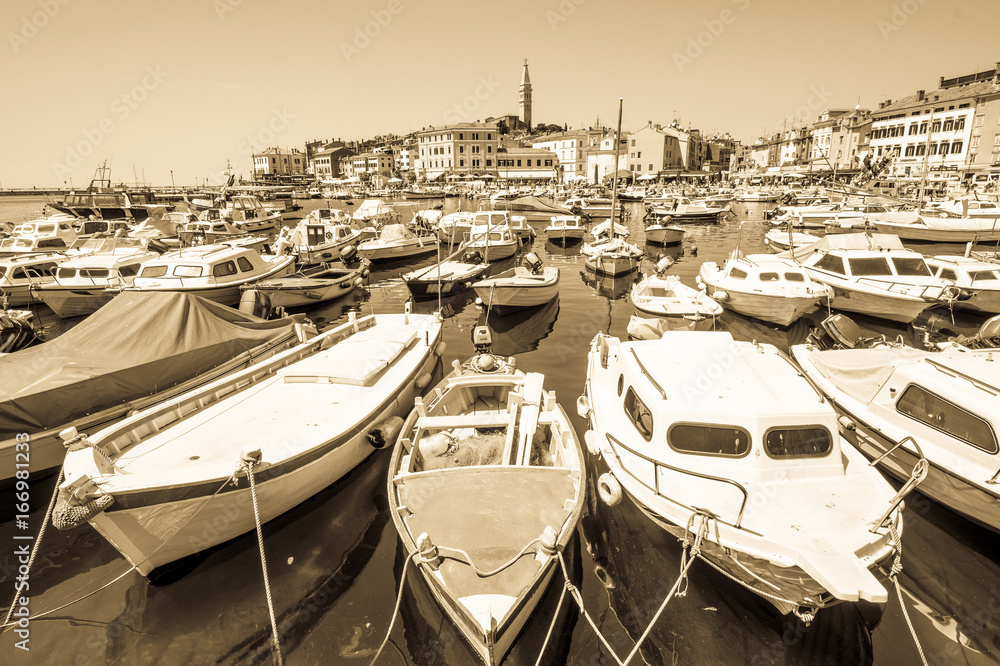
[{"left": 806, "top": 347, "right": 929, "bottom": 405}]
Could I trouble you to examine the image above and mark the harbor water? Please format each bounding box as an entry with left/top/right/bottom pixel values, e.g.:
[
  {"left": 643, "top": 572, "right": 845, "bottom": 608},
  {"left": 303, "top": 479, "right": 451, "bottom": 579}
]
[{"left": 2, "top": 194, "right": 999, "bottom": 665}]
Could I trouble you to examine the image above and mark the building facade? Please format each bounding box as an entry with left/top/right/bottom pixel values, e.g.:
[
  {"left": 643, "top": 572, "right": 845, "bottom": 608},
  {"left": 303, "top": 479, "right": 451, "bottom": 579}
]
[
  {"left": 627, "top": 124, "right": 684, "bottom": 176},
  {"left": 531, "top": 128, "right": 603, "bottom": 183},
  {"left": 413, "top": 122, "right": 500, "bottom": 180},
  {"left": 585, "top": 133, "right": 628, "bottom": 183},
  {"left": 496, "top": 146, "right": 557, "bottom": 181},
  {"left": 253, "top": 147, "right": 306, "bottom": 178}
]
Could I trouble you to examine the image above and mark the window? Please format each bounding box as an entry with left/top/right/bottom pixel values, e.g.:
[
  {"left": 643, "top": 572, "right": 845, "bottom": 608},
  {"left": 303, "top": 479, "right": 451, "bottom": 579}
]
[
  {"left": 81, "top": 268, "right": 110, "bottom": 279},
  {"left": 729, "top": 268, "right": 748, "bottom": 280},
  {"left": 975, "top": 114, "right": 985, "bottom": 127},
  {"left": 759, "top": 272, "right": 780, "bottom": 281},
  {"left": 929, "top": 144, "right": 938, "bottom": 155},
  {"left": 140, "top": 265, "right": 168, "bottom": 278},
  {"left": 517, "top": 160, "right": 522, "bottom": 166},
  {"left": 56, "top": 267, "right": 77, "bottom": 279},
  {"left": 814, "top": 253, "right": 846, "bottom": 274},
  {"left": 173, "top": 265, "right": 203, "bottom": 278},
  {"left": 631, "top": 139, "right": 636, "bottom": 146},
  {"left": 848, "top": 257, "right": 892, "bottom": 276},
  {"left": 668, "top": 424, "right": 750, "bottom": 457},
  {"left": 904, "top": 146, "right": 915, "bottom": 157},
  {"left": 118, "top": 264, "right": 140, "bottom": 278},
  {"left": 919, "top": 122, "right": 928, "bottom": 134},
  {"left": 486, "top": 159, "right": 492, "bottom": 166},
  {"left": 623, "top": 387, "right": 653, "bottom": 441},
  {"left": 237, "top": 257, "right": 254, "bottom": 272},
  {"left": 943, "top": 119, "right": 954, "bottom": 132},
  {"left": 649, "top": 164, "right": 653, "bottom": 171},
  {"left": 932, "top": 121, "right": 941, "bottom": 133},
  {"left": 908, "top": 124, "right": 918, "bottom": 136},
  {"left": 545, "top": 159, "right": 553, "bottom": 166},
  {"left": 952, "top": 141, "right": 963, "bottom": 153},
  {"left": 764, "top": 427, "right": 832, "bottom": 458},
  {"left": 784, "top": 272, "right": 805, "bottom": 282},
  {"left": 896, "top": 385, "right": 997, "bottom": 452},
  {"left": 891, "top": 257, "right": 930, "bottom": 276},
  {"left": 487, "top": 145, "right": 492, "bottom": 153}
]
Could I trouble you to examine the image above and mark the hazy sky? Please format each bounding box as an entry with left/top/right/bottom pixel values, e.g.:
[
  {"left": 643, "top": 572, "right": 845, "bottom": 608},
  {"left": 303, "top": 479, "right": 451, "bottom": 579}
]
[{"left": 2, "top": 0, "right": 998, "bottom": 187}]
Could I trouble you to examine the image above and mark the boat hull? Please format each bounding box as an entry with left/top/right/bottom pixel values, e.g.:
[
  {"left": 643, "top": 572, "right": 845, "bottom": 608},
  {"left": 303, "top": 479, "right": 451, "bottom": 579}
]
[
  {"left": 359, "top": 238, "right": 439, "bottom": 262},
  {"left": 35, "top": 287, "right": 117, "bottom": 319},
  {"left": 872, "top": 222, "right": 1000, "bottom": 242},
  {"left": 644, "top": 226, "right": 685, "bottom": 245},
  {"left": 473, "top": 283, "right": 559, "bottom": 309},
  {"left": 584, "top": 254, "right": 639, "bottom": 277},
  {"left": 825, "top": 285, "right": 930, "bottom": 323},
  {"left": 712, "top": 290, "right": 821, "bottom": 327}
]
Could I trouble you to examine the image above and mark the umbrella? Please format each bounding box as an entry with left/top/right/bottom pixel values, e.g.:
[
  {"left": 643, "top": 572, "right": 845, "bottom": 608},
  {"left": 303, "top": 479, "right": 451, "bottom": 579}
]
[
  {"left": 637, "top": 173, "right": 657, "bottom": 181},
  {"left": 604, "top": 169, "right": 632, "bottom": 181}
]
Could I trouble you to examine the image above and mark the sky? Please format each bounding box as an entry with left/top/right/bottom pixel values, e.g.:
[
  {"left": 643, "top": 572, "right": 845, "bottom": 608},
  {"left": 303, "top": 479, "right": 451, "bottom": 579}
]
[{"left": 1, "top": 0, "right": 998, "bottom": 188}]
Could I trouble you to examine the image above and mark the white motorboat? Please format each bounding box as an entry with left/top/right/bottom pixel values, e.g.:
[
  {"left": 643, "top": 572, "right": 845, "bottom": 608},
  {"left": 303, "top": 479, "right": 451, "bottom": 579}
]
[
  {"left": 791, "top": 343, "right": 1000, "bottom": 533},
  {"left": 697, "top": 253, "right": 833, "bottom": 327},
  {"left": 351, "top": 199, "right": 400, "bottom": 227},
  {"left": 763, "top": 229, "right": 821, "bottom": 252},
  {"left": 465, "top": 220, "right": 520, "bottom": 261},
  {"left": 562, "top": 197, "right": 613, "bottom": 217},
  {"left": 543, "top": 215, "right": 586, "bottom": 244},
  {"left": 239, "top": 258, "right": 370, "bottom": 309},
  {"left": 213, "top": 194, "right": 283, "bottom": 234},
  {"left": 54, "top": 308, "right": 444, "bottom": 576},
  {"left": 357, "top": 223, "right": 440, "bottom": 262},
  {"left": 437, "top": 211, "right": 478, "bottom": 244},
  {"left": 0, "top": 253, "right": 65, "bottom": 306},
  {"left": 645, "top": 196, "right": 728, "bottom": 222},
  {"left": 278, "top": 209, "right": 364, "bottom": 265},
  {"left": 0, "top": 217, "right": 80, "bottom": 258},
  {"left": 123, "top": 244, "right": 295, "bottom": 305},
  {"left": 388, "top": 329, "right": 583, "bottom": 664},
  {"left": 869, "top": 212, "right": 1000, "bottom": 242},
  {"left": 925, "top": 198, "right": 1000, "bottom": 220},
  {"left": 784, "top": 233, "right": 955, "bottom": 323},
  {"left": 579, "top": 330, "right": 903, "bottom": 617},
  {"left": 32, "top": 240, "right": 160, "bottom": 318},
  {"left": 643, "top": 219, "right": 686, "bottom": 245},
  {"left": 580, "top": 220, "right": 642, "bottom": 276},
  {"left": 771, "top": 202, "right": 887, "bottom": 229},
  {"left": 630, "top": 258, "right": 722, "bottom": 330},
  {"left": 472, "top": 253, "right": 559, "bottom": 310},
  {"left": 403, "top": 257, "right": 489, "bottom": 300},
  {"left": 925, "top": 255, "right": 1000, "bottom": 314}
]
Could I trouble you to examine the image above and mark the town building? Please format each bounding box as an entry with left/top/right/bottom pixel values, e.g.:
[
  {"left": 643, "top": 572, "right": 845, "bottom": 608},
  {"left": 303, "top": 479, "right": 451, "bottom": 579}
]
[
  {"left": 312, "top": 146, "right": 354, "bottom": 180},
  {"left": 350, "top": 152, "right": 394, "bottom": 180},
  {"left": 808, "top": 108, "right": 872, "bottom": 173},
  {"left": 531, "top": 126, "right": 604, "bottom": 183},
  {"left": 496, "top": 146, "right": 557, "bottom": 182},
  {"left": 585, "top": 133, "right": 629, "bottom": 183},
  {"left": 626, "top": 123, "right": 684, "bottom": 177},
  {"left": 413, "top": 122, "right": 500, "bottom": 181},
  {"left": 252, "top": 147, "right": 306, "bottom": 178}
]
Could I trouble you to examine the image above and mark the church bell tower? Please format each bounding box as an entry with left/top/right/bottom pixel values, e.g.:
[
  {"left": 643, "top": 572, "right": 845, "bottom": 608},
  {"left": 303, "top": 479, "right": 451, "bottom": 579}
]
[{"left": 519, "top": 59, "right": 532, "bottom": 132}]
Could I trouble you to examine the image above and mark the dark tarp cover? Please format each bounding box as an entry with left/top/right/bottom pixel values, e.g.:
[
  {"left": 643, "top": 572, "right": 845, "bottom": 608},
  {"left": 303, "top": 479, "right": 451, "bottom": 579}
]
[
  {"left": 506, "top": 196, "right": 566, "bottom": 214},
  {"left": 0, "top": 291, "right": 300, "bottom": 436}
]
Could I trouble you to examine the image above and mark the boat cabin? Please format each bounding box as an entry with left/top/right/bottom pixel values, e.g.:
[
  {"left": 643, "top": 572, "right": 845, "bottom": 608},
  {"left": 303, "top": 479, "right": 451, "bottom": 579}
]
[
  {"left": 53, "top": 248, "right": 159, "bottom": 288},
  {"left": 0, "top": 253, "right": 63, "bottom": 294},
  {"left": 133, "top": 245, "right": 274, "bottom": 287}
]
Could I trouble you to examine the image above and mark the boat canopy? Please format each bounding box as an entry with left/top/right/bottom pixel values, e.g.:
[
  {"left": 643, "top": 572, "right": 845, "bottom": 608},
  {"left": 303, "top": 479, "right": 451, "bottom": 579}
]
[
  {"left": 0, "top": 292, "right": 301, "bottom": 434},
  {"left": 506, "top": 196, "right": 565, "bottom": 214},
  {"left": 783, "top": 232, "right": 907, "bottom": 260},
  {"left": 804, "top": 347, "right": 928, "bottom": 405},
  {"left": 378, "top": 224, "right": 416, "bottom": 241}
]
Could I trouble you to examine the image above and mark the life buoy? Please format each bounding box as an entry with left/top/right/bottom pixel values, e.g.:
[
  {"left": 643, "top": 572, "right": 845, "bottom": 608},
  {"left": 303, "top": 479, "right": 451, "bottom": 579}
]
[
  {"left": 326, "top": 231, "right": 334, "bottom": 240},
  {"left": 597, "top": 472, "right": 622, "bottom": 506}
]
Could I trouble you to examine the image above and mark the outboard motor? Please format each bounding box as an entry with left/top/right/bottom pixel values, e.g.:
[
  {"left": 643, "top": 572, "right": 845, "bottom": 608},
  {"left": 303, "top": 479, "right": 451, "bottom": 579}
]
[
  {"left": 462, "top": 250, "right": 484, "bottom": 264},
  {"left": 471, "top": 326, "right": 493, "bottom": 354},
  {"left": 654, "top": 253, "right": 674, "bottom": 275},
  {"left": 239, "top": 289, "right": 274, "bottom": 320},
  {"left": 522, "top": 252, "right": 543, "bottom": 275},
  {"left": 339, "top": 244, "right": 359, "bottom": 267}
]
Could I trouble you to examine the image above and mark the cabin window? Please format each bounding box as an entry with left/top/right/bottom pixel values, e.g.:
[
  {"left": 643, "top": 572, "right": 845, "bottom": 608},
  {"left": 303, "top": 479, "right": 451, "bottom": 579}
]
[
  {"left": 119, "top": 264, "right": 140, "bottom": 278},
  {"left": 140, "top": 265, "right": 168, "bottom": 278},
  {"left": 10, "top": 268, "right": 32, "bottom": 281},
  {"left": 668, "top": 423, "right": 750, "bottom": 457},
  {"left": 237, "top": 257, "right": 255, "bottom": 272},
  {"left": 814, "top": 254, "right": 846, "bottom": 275},
  {"left": 173, "top": 265, "right": 203, "bottom": 278},
  {"left": 729, "top": 268, "right": 748, "bottom": 280},
  {"left": 896, "top": 385, "right": 997, "bottom": 453},
  {"left": 891, "top": 257, "right": 931, "bottom": 277},
  {"left": 764, "top": 427, "right": 832, "bottom": 458},
  {"left": 847, "top": 257, "right": 892, "bottom": 276},
  {"left": 0, "top": 267, "right": 6, "bottom": 278},
  {"left": 784, "top": 272, "right": 805, "bottom": 282},
  {"left": 81, "top": 268, "right": 110, "bottom": 278},
  {"left": 937, "top": 268, "right": 958, "bottom": 281},
  {"left": 56, "top": 267, "right": 77, "bottom": 279},
  {"left": 970, "top": 270, "right": 1000, "bottom": 283},
  {"left": 617, "top": 374, "right": 624, "bottom": 396},
  {"left": 213, "top": 261, "right": 238, "bottom": 277},
  {"left": 759, "top": 272, "right": 780, "bottom": 282},
  {"left": 623, "top": 387, "right": 653, "bottom": 441},
  {"left": 37, "top": 239, "right": 67, "bottom": 249}
]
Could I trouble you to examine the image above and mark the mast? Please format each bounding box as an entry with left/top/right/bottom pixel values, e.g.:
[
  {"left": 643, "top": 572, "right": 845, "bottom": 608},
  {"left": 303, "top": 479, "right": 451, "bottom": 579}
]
[
  {"left": 611, "top": 98, "right": 623, "bottom": 230},
  {"left": 916, "top": 106, "right": 936, "bottom": 209}
]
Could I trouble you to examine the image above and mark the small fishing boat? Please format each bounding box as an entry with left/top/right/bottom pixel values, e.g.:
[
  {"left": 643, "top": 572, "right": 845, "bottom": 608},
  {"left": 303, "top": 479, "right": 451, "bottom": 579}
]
[
  {"left": 630, "top": 257, "right": 722, "bottom": 330},
  {"left": 0, "top": 252, "right": 65, "bottom": 306},
  {"left": 791, "top": 343, "right": 1000, "bottom": 533},
  {"left": 472, "top": 253, "right": 559, "bottom": 310},
  {"left": 388, "top": 327, "right": 583, "bottom": 665},
  {"left": 54, "top": 307, "right": 444, "bottom": 575},
  {"left": 352, "top": 199, "right": 400, "bottom": 227},
  {"left": 562, "top": 197, "right": 613, "bottom": 217},
  {"left": 403, "top": 246, "right": 489, "bottom": 300},
  {"left": 925, "top": 255, "right": 1000, "bottom": 315},
  {"left": 239, "top": 256, "right": 370, "bottom": 309},
  {"left": 763, "top": 229, "right": 821, "bottom": 252},
  {"left": 277, "top": 210, "right": 364, "bottom": 265},
  {"left": 0, "top": 291, "right": 309, "bottom": 483},
  {"left": 643, "top": 217, "right": 686, "bottom": 245},
  {"left": 869, "top": 212, "right": 1000, "bottom": 242},
  {"left": 437, "top": 212, "right": 478, "bottom": 244},
  {"left": 580, "top": 220, "right": 642, "bottom": 276},
  {"left": 465, "top": 220, "right": 520, "bottom": 261},
  {"left": 31, "top": 240, "right": 161, "bottom": 318},
  {"left": 697, "top": 251, "right": 833, "bottom": 327},
  {"left": 644, "top": 197, "right": 728, "bottom": 223},
  {"left": 579, "top": 330, "right": 904, "bottom": 618},
  {"left": 0, "top": 216, "right": 79, "bottom": 258},
  {"left": 543, "top": 215, "right": 586, "bottom": 244},
  {"left": 358, "top": 223, "right": 440, "bottom": 262},
  {"left": 784, "top": 232, "right": 956, "bottom": 323},
  {"left": 122, "top": 244, "right": 295, "bottom": 306}
]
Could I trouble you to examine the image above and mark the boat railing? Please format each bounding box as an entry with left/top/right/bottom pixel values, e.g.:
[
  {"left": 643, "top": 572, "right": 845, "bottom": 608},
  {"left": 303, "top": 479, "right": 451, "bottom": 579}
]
[
  {"left": 606, "top": 432, "right": 751, "bottom": 529},
  {"left": 855, "top": 277, "right": 947, "bottom": 300}
]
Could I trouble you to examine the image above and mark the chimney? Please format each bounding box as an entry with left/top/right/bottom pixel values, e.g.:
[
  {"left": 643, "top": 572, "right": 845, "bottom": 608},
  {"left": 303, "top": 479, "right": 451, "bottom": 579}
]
[
  {"left": 939, "top": 76, "right": 945, "bottom": 87},
  {"left": 916, "top": 90, "right": 924, "bottom": 101}
]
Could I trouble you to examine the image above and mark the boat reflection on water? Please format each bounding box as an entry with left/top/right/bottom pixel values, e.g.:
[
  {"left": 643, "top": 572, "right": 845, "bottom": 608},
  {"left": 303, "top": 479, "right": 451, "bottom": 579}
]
[
  {"left": 8, "top": 450, "right": 398, "bottom": 665},
  {"left": 545, "top": 238, "right": 586, "bottom": 256},
  {"left": 874, "top": 490, "right": 1000, "bottom": 663},
  {"left": 580, "top": 465, "right": 880, "bottom": 665},
  {"left": 580, "top": 266, "right": 640, "bottom": 300},
  {"left": 641, "top": 243, "right": 684, "bottom": 264},
  {"left": 477, "top": 295, "right": 560, "bottom": 356},
  {"left": 395, "top": 535, "right": 580, "bottom": 666},
  {"left": 716, "top": 307, "right": 815, "bottom": 349}
]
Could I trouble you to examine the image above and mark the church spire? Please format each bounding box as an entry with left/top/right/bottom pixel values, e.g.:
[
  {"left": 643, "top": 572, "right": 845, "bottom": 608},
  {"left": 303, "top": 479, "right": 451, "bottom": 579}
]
[{"left": 519, "top": 59, "right": 532, "bottom": 131}]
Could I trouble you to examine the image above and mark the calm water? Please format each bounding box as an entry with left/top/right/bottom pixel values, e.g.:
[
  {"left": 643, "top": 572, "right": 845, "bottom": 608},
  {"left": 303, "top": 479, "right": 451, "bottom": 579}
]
[{"left": 2, "top": 194, "right": 999, "bottom": 665}]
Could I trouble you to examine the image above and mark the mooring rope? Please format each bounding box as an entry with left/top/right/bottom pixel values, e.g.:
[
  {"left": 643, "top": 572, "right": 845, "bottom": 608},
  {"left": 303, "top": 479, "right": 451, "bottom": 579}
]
[
  {"left": 888, "top": 520, "right": 928, "bottom": 666},
  {"left": 242, "top": 455, "right": 283, "bottom": 666},
  {"left": 369, "top": 552, "right": 416, "bottom": 666}
]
